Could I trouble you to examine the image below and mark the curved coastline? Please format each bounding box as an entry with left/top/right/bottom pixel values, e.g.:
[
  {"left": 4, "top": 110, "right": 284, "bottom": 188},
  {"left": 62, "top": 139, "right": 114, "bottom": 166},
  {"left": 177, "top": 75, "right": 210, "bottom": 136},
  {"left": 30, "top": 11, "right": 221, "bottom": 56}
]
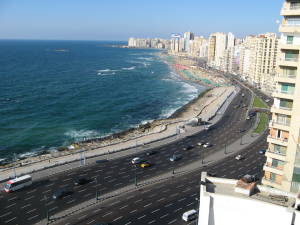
[{"left": 0, "top": 53, "right": 226, "bottom": 168}]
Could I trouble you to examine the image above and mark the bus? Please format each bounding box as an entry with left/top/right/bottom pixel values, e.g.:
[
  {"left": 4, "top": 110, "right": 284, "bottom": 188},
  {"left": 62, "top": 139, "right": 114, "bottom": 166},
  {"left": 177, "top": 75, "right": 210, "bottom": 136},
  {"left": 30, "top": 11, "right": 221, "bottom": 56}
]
[{"left": 4, "top": 175, "right": 32, "bottom": 192}]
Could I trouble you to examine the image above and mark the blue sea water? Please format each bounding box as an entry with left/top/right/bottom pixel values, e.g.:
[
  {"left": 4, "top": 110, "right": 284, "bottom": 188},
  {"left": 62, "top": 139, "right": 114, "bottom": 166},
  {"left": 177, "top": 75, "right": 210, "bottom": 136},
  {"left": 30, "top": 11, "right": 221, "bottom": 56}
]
[{"left": 0, "top": 40, "right": 205, "bottom": 160}]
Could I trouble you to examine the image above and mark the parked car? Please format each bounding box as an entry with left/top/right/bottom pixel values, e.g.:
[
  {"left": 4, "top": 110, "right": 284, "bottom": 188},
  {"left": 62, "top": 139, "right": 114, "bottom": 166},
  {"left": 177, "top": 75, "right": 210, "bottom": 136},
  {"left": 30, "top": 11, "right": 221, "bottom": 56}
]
[
  {"left": 241, "top": 174, "right": 259, "bottom": 183},
  {"left": 235, "top": 154, "right": 244, "bottom": 160},
  {"left": 74, "top": 177, "right": 89, "bottom": 186},
  {"left": 203, "top": 142, "right": 212, "bottom": 148},
  {"left": 52, "top": 189, "right": 73, "bottom": 199},
  {"left": 131, "top": 157, "right": 142, "bottom": 164},
  {"left": 170, "top": 154, "right": 182, "bottom": 162},
  {"left": 259, "top": 149, "right": 266, "bottom": 155}
]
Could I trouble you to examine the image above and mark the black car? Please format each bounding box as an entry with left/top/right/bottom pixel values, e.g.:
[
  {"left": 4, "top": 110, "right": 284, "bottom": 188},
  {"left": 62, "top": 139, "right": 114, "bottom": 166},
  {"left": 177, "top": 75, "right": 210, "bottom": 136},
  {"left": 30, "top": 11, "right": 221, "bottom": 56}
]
[
  {"left": 183, "top": 145, "right": 194, "bottom": 151},
  {"left": 52, "top": 189, "right": 73, "bottom": 199},
  {"left": 96, "top": 159, "right": 109, "bottom": 164},
  {"left": 146, "top": 150, "right": 157, "bottom": 156},
  {"left": 74, "top": 177, "right": 89, "bottom": 186}
]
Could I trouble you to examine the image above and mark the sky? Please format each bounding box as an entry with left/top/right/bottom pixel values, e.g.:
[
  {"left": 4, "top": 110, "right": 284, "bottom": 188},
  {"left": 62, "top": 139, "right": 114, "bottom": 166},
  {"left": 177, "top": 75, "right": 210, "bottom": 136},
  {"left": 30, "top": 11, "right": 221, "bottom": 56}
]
[{"left": 0, "top": 0, "right": 284, "bottom": 41}]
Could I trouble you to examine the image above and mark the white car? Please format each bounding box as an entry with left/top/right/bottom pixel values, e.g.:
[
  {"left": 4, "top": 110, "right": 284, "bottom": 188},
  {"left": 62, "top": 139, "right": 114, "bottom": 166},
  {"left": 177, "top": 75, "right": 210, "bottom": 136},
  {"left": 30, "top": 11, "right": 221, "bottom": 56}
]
[
  {"left": 203, "top": 142, "right": 212, "bottom": 148},
  {"left": 131, "top": 157, "right": 142, "bottom": 164},
  {"left": 197, "top": 141, "right": 205, "bottom": 146},
  {"left": 235, "top": 154, "right": 243, "bottom": 160}
]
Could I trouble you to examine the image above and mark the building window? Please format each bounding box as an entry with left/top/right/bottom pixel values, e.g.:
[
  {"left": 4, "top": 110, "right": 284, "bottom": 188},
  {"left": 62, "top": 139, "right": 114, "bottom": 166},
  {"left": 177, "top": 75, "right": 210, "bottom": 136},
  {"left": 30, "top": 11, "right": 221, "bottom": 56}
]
[
  {"left": 271, "top": 159, "right": 285, "bottom": 169},
  {"left": 287, "top": 36, "right": 294, "bottom": 45},
  {"left": 270, "top": 173, "right": 276, "bottom": 182},
  {"left": 279, "top": 99, "right": 293, "bottom": 110},
  {"left": 273, "top": 144, "right": 287, "bottom": 155}
]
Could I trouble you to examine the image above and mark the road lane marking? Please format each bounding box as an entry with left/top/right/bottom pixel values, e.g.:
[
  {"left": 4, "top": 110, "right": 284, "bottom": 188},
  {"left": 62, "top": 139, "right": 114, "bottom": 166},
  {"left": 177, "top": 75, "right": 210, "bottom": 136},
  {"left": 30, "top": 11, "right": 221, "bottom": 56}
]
[
  {"left": 157, "top": 197, "right": 166, "bottom": 202},
  {"left": 165, "top": 203, "right": 173, "bottom": 207},
  {"left": 168, "top": 219, "right": 177, "bottom": 224},
  {"left": 186, "top": 202, "right": 194, "bottom": 207},
  {"left": 5, "top": 203, "right": 16, "bottom": 209},
  {"left": 120, "top": 205, "right": 128, "bottom": 210},
  {"left": 103, "top": 211, "right": 112, "bottom": 217},
  {"left": 27, "top": 214, "right": 39, "bottom": 221},
  {"left": 5, "top": 217, "right": 16, "bottom": 223},
  {"left": 87, "top": 220, "right": 95, "bottom": 224},
  {"left": 144, "top": 203, "right": 152, "bottom": 208},
  {"left": 151, "top": 209, "right": 160, "bottom": 214},
  {"left": 129, "top": 209, "right": 137, "bottom": 214},
  {"left": 78, "top": 188, "right": 87, "bottom": 193},
  {"left": 21, "top": 203, "right": 32, "bottom": 209},
  {"left": 8, "top": 196, "right": 18, "bottom": 201},
  {"left": 93, "top": 208, "right": 102, "bottom": 213},
  {"left": 178, "top": 197, "right": 186, "bottom": 202},
  {"left": 148, "top": 220, "right": 156, "bottom": 224},
  {"left": 26, "top": 208, "right": 37, "bottom": 214},
  {"left": 0, "top": 211, "right": 12, "bottom": 218},
  {"left": 160, "top": 213, "right": 169, "bottom": 219},
  {"left": 113, "top": 216, "right": 123, "bottom": 222},
  {"left": 138, "top": 215, "right": 146, "bottom": 220},
  {"left": 49, "top": 206, "right": 58, "bottom": 212},
  {"left": 66, "top": 199, "right": 75, "bottom": 204},
  {"left": 124, "top": 222, "right": 132, "bottom": 225},
  {"left": 25, "top": 196, "right": 35, "bottom": 201},
  {"left": 174, "top": 207, "right": 182, "bottom": 212},
  {"left": 134, "top": 199, "right": 143, "bottom": 203}
]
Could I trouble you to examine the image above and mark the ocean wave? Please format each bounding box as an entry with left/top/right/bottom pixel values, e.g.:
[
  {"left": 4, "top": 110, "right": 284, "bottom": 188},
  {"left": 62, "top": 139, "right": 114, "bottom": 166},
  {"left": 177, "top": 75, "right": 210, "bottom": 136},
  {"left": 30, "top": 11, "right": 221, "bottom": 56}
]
[
  {"left": 97, "top": 72, "right": 116, "bottom": 76},
  {"left": 137, "top": 57, "right": 153, "bottom": 61},
  {"left": 65, "top": 129, "right": 100, "bottom": 142},
  {"left": 180, "top": 82, "right": 199, "bottom": 94},
  {"left": 159, "top": 108, "right": 178, "bottom": 118},
  {"left": 122, "top": 66, "right": 136, "bottom": 71},
  {"left": 141, "top": 119, "right": 154, "bottom": 125},
  {"left": 97, "top": 69, "right": 119, "bottom": 72}
]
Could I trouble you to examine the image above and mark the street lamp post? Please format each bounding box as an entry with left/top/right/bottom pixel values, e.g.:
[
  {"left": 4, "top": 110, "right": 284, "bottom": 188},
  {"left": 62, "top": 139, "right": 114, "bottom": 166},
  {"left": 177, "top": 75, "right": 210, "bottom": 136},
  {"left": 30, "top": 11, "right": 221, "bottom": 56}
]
[
  {"left": 13, "top": 153, "right": 17, "bottom": 178},
  {"left": 44, "top": 195, "right": 49, "bottom": 224},
  {"left": 134, "top": 165, "right": 137, "bottom": 187}
]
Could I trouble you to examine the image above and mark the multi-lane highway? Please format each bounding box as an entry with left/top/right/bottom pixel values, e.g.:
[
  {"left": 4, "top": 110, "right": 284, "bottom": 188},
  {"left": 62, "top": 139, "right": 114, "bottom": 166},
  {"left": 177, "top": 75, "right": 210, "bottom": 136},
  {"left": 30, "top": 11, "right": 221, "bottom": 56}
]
[
  {"left": 0, "top": 85, "right": 258, "bottom": 225},
  {"left": 54, "top": 131, "right": 268, "bottom": 225}
]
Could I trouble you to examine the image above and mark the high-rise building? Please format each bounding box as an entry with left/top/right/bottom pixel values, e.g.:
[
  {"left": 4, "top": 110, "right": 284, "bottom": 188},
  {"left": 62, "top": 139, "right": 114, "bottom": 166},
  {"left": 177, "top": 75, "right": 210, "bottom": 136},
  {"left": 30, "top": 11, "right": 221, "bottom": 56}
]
[
  {"left": 183, "top": 32, "right": 195, "bottom": 52},
  {"left": 238, "top": 34, "right": 278, "bottom": 95},
  {"left": 208, "top": 32, "right": 227, "bottom": 68},
  {"left": 263, "top": 0, "right": 300, "bottom": 193}
]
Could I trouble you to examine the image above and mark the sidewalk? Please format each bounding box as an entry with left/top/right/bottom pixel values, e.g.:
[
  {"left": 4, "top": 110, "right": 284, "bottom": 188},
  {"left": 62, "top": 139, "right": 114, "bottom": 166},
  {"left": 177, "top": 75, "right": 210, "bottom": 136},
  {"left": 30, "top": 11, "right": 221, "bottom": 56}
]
[
  {"left": 36, "top": 96, "right": 267, "bottom": 225},
  {"left": 0, "top": 87, "right": 236, "bottom": 183}
]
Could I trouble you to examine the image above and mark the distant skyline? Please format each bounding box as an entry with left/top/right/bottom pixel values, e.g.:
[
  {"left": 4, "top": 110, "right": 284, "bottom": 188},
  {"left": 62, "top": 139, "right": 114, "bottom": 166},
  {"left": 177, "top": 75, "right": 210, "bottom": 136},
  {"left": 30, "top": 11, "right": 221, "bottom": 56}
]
[{"left": 0, "top": 0, "right": 284, "bottom": 41}]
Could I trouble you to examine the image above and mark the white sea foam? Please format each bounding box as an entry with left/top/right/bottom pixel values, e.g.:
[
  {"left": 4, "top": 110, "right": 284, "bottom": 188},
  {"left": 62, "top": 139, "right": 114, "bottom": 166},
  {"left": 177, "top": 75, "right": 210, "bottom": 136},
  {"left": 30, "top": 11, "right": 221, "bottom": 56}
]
[
  {"left": 97, "top": 69, "right": 119, "bottom": 72},
  {"left": 141, "top": 119, "right": 154, "bottom": 125},
  {"left": 65, "top": 129, "right": 100, "bottom": 141},
  {"left": 122, "top": 66, "right": 136, "bottom": 71}
]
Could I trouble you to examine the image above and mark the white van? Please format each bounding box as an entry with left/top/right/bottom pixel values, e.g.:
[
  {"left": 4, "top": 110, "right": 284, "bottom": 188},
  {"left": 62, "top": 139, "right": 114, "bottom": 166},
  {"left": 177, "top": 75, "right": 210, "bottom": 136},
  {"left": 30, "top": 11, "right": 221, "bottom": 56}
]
[{"left": 182, "top": 209, "right": 197, "bottom": 222}]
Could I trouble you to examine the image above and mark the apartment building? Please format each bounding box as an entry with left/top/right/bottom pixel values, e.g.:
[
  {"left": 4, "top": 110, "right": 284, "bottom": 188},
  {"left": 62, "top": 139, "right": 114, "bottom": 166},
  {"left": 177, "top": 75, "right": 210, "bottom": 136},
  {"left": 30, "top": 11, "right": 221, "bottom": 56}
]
[
  {"left": 263, "top": 0, "right": 300, "bottom": 193},
  {"left": 208, "top": 32, "right": 227, "bottom": 68}
]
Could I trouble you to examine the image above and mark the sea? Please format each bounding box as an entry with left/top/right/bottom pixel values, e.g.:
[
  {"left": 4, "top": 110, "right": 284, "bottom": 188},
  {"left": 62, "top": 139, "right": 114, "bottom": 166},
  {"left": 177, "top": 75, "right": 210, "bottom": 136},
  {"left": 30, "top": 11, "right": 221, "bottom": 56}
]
[{"left": 0, "top": 40, "right": 205, "bottom": 161}]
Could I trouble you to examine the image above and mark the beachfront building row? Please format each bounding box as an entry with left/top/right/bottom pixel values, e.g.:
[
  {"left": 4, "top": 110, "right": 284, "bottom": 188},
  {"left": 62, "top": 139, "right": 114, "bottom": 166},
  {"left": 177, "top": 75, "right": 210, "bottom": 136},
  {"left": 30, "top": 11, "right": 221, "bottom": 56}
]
[
  {"left": 128, "top": 37, "right": 170, "bottom": 49},
  {"left": 263, "top": 0, "right": 300, "bottom": 193},
  {"left": 239, "top": 33, "right": 279, "bottom": 95}
]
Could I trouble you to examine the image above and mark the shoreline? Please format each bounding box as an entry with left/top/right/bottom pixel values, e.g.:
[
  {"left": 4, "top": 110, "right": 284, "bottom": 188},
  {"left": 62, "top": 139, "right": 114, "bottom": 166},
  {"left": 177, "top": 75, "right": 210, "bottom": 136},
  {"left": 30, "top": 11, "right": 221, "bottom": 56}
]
[{"left": 0, "top": 53, "right": 230, "bottom": 169}]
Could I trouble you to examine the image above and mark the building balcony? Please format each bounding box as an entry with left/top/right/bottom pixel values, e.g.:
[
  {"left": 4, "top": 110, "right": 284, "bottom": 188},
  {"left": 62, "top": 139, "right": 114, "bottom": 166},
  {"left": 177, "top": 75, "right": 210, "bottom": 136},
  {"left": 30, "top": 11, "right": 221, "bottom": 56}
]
[
  {"left": 272, "top": 90, "right": 295, "bottom": 100},
  {"left": 275, "top": 74, "right": 297, "bottom": 83},
  {"left": 281, "top": 5, "right": 300, "bottom": 16},
  {"left": 279, "top": 24, "right": 300, "bottom": 33},
  {"left": 280, "top": 43, "right": 300, "bottom": 50},
  {"left": 278, "top": 57, "right": 299, "bottom": 67},
  {"left": 263, "top": 164, "right": 284, "bottom": 176},
  {"left": 269, "top": 120, "right": 291, "bottom": 131},
  {"left": 265, "top": 150, "right": 287, "bottom": 161},
  {"left": 270, "top": 105, "right": 293, "bottom": 116},
  {"left": 267, "top": 135, "right": 289, "bottom": 147}
]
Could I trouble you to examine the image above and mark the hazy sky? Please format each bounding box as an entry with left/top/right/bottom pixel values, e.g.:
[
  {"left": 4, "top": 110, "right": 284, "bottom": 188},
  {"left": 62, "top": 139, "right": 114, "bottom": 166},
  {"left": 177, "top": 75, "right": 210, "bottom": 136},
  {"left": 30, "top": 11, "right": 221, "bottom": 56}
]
[{"left": 0, "top": 0, "right": 284, "bottom": 41}]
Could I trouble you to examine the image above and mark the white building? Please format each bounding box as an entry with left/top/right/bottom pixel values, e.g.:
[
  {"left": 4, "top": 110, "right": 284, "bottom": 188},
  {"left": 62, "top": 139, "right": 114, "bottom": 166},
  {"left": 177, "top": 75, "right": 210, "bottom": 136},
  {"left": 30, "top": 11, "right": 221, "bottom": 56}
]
[{"left": 198, "top": 172, "right": 300, "bottom": 225}]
